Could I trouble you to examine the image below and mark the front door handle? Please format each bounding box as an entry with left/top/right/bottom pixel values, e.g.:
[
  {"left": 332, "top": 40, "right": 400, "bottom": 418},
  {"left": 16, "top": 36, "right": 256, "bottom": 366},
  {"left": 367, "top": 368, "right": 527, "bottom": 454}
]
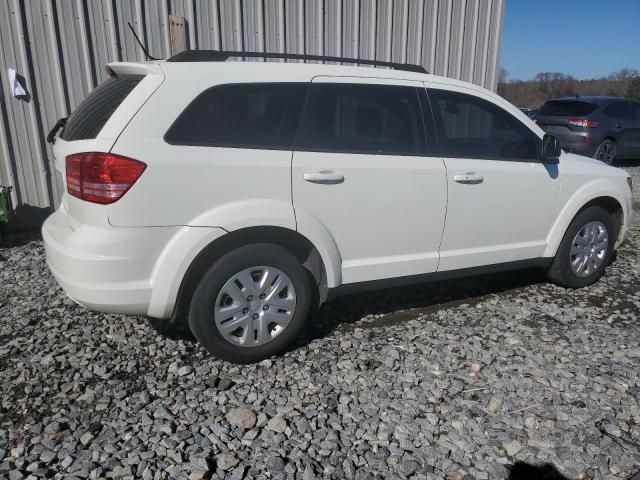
[
  {"left": 303, "top": 171, "right": 345, "bottom": 184},
  {"left": 453, "top": 172, "right": 484, "bottom": 184}
]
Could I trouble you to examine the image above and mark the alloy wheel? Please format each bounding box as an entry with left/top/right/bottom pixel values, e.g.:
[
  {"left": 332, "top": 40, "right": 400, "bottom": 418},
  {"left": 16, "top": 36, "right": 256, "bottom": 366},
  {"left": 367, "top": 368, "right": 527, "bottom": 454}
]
[{"left": 596, "top": 141, "right": 615, "bottom": 164}]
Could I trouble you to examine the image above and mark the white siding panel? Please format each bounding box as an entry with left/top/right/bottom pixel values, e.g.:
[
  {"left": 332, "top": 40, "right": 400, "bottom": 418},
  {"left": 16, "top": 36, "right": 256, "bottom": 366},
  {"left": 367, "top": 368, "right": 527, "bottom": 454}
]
[{"left": 0, "top": 0, "right": 504, "bottom": 226}]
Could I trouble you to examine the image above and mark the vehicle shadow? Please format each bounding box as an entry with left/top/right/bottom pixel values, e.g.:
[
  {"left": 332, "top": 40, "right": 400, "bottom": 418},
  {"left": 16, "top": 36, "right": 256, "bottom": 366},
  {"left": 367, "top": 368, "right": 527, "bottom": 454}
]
[
  {"left": 294, "top": 266, "right": 547, "bottom": 348},
  {"left": 152, "top": 266, "right": 547, "bottom": 347},
  {"left": 507, "top": 462, "right": 571, "bottom": 479},
  {"left": 615, "top": 158, "right": 640, "bottom": 167},
  {"left": 0, "top": 228, "right": 42, "bottom": 249}
]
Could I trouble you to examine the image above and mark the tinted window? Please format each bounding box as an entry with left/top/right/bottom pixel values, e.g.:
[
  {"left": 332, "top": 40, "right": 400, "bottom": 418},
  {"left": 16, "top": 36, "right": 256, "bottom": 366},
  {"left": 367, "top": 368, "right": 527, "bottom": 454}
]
[
  {"left": 61, "top": 75, "right": 144, "bottom": 141},
  {"left": 632, "top": 102, "right": 640, "bottom": 121},
  {"left": 165, "top": 83, "right": 307, "bottom": 148},
  {"left": 604, "top": 101, "right": 633, "bottom": 121},
  {"left": 538, "top": 100, "right": 598, "bottom": 117},
  {"left": 295, "top": 84, "right": 426, "bottom": 155},
  {"left": 429, "top": 89, "right": 538, "bottom": 160}
]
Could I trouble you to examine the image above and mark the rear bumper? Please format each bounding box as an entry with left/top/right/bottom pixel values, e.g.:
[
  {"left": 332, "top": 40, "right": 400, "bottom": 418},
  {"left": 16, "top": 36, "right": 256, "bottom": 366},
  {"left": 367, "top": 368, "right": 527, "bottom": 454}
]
[
  {"left": 42, "top": 207, "right": 179, "bottom": 316},
  {"left": 558, "top": 137, "right": 596, "bottom": 157}
]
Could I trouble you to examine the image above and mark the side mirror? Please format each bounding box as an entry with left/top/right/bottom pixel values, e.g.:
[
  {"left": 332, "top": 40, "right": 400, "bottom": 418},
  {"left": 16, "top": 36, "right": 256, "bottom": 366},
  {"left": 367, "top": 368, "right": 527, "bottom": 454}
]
[{"left": 541, "top": 134, "right": 561, "bottom": 162}]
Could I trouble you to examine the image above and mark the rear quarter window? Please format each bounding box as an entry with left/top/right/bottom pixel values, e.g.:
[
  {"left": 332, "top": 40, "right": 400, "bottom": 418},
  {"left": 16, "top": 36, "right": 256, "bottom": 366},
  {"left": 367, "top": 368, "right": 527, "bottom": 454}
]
[
  {"left": 603, "top": 101, "right": 633, "bottom": 121},
  {"left": 164, "top": 83, "right": 308, "bottom": 149},
  {"left": 61, "top": 75, "right": 144, "bottom": 141},
  {"left": 538, "top": 100, "right": 598, "bottom": 117}
]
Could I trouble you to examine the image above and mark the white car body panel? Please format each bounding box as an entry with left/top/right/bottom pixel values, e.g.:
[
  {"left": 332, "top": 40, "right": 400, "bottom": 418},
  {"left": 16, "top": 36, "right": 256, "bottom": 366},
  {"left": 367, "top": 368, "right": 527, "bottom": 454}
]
[
  {"left": 292, "top": 75, "right": 447, "bottom": 284},
  {"left": 438, "top": 158, "right": 560, "bottom": 270},
  {"left": 146, "top": 226, "right": 227, "bottom": 318},
  {"left": 41, "top": 60, "right": 633, "bottom": 320},
  {"left": 542, "top": 154, "right": 632, "bottom": 257}
]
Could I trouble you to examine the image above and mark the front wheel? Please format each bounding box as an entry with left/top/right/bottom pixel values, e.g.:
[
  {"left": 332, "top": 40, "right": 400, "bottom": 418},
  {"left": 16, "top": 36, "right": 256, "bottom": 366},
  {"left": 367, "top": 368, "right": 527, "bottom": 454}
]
[
  {"left": 547, "top": 206, "right": 616, "bottom": 288},
  {"left": 189, "top": 244, "right": 312, "bottom": 363},
  {"left": 594, "top": 139, "right": 616, "bottom": 165}
]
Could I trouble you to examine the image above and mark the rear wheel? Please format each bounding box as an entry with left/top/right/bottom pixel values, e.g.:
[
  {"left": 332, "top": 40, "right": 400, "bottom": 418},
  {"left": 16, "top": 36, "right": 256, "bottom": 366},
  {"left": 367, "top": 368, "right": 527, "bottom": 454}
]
[
  {"left": 547, "top": 206, "right": 615, "bottom": 288},
  {"left": 594, "top": 139, "right": 616, "bottom": 165},
  {"left": 188, "top": 244, "right": 312, "bottom": 363}
]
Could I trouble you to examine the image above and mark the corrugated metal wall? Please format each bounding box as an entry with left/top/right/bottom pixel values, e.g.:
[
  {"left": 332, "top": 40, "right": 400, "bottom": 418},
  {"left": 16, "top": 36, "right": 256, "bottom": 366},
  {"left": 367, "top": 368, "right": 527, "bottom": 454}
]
[{"left": 0, "top": 0, "right": 504, "bottom": 225}]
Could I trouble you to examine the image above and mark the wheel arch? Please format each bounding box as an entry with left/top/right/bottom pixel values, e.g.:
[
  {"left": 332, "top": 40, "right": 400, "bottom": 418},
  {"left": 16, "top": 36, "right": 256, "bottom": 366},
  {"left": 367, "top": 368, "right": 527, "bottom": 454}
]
[
  {"left": 544, "top": 190, "right": 626, "bottom": 258},
  {"left": 172, "top": 226, "right": 331, "bottom": 324}
]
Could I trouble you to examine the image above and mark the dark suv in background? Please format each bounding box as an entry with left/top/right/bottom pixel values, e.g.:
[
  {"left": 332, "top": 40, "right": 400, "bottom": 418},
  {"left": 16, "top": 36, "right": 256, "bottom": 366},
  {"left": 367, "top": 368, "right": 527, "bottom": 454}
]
[{"left": 536, "top": 96, "right": 640, "bottom": 164}]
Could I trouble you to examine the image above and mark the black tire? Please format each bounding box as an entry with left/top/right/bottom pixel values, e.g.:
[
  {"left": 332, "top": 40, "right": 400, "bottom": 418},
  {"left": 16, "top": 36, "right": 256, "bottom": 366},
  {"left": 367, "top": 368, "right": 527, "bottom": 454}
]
[
  {"left": 188, "top": 244, "right": 312, "bottom": 363},
  {"left": 547, "top": 206, "right": 616, "bottom": 288},
  {"left": 593, "top": 139, "right": 616, "bottom": 165}
]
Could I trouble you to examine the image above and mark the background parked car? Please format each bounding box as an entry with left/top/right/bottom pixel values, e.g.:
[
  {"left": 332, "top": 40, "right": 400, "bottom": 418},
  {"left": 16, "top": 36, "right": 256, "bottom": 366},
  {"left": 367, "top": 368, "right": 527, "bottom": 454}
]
[
  {"left": 519, "top": 107, "right": 537, "bottom": 119},
  {"left": 535, "top": 96, "right": 640, "bottom": 164}
]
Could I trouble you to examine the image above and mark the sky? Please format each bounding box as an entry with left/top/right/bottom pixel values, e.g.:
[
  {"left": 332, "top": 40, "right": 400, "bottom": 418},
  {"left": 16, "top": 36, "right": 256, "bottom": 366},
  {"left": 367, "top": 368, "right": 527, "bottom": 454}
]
[{"left": 500, "top": 0, "right": 640, "bottom": 81}]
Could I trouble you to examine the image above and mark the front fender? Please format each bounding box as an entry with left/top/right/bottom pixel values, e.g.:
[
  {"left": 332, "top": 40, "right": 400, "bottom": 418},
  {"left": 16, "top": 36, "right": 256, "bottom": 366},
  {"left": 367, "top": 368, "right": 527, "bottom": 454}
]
[{"left": 543, "top": 179, "right": 630, "bottom": 258}]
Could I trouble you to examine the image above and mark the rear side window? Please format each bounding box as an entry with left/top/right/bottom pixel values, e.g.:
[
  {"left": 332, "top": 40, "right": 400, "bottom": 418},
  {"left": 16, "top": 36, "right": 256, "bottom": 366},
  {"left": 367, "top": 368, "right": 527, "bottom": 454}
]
[
  {"left": 61, "top": 75, "right": 144, "bottom": 141},
  {"left": 295, "top": 84, "right": 427, "bottom": 155},
  {"left": 538, "top": 100, "right": 598, "bottom": 117},
  {"left": 429, "top": 89, "right": 538, "bottom": 160},
  {"left": 604, "top": 101, "right": 633, "bottom": 121},
  {"left": 632, "top": 102, "right": 640, "bottom": 121},
  {"left": 165, "top": 83, "right": 307, "bottom": 149}
]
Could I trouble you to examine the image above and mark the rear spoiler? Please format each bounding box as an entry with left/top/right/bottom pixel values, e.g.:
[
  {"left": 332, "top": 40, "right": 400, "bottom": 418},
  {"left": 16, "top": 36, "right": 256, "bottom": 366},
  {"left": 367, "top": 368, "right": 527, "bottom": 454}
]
[{"left": 106, "top": 62, "right": 164, "bottom": 77}]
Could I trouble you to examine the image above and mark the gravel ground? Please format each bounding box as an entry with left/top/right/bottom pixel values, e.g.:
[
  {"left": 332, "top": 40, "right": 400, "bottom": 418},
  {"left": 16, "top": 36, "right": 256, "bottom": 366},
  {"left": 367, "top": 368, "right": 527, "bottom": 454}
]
[{"left": 1, "top": 166, "right": 639, "bottom": 480}]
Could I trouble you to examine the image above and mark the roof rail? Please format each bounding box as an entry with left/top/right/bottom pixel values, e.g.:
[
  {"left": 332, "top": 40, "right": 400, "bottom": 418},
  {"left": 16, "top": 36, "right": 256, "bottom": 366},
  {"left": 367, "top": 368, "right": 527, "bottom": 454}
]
[{"left": 166, "top": 50, "right": 428, "bottom": 74}]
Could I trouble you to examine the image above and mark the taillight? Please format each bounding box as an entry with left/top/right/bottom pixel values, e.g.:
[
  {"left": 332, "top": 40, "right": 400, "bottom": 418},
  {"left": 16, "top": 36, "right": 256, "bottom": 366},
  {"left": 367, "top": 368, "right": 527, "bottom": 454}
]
[
  {"left": 568, "top": 118, "right": 599, "bottom": 128},
  {"left": 65, "top": 153, "right": 146, "bottom": 204}
]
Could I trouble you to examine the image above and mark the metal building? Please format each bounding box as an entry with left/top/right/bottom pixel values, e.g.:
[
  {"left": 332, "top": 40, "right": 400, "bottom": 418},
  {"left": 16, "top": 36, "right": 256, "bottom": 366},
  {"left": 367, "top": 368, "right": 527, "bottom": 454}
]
[{"left": 0, "top": 0, "right": 504, "bottom": 227}]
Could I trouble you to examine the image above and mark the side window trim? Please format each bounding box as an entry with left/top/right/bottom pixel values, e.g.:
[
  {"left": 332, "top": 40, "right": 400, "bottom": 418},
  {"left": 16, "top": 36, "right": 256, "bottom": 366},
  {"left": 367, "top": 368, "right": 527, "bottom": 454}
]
[
  {"left": 633, "top": 102, "right": 640, "bottom": 122},
  {"left": 418, "top": 87, "right": 442, "bottom": 156},
  {"left": 416, "top": 87, "right": 439, "bottom": 156},
  {"left": 292, "top": 83, "right": 430, "bottom": 157},
  {"left": 425, "top": 87, "right": 541, "bottom": 162}
]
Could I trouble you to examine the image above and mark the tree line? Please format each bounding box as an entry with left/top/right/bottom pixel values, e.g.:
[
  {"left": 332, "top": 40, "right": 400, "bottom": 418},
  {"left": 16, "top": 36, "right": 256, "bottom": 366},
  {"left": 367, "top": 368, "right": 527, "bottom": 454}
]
[{"left": 497, "top": 68, "right": 640, "bottom": 108}]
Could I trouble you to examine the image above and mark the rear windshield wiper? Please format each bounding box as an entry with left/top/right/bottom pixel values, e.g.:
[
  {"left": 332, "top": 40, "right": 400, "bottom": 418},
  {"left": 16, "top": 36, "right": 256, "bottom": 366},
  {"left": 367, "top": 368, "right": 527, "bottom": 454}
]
[{"left": 47, "top": 117, "right": 67, "bottom": 144}]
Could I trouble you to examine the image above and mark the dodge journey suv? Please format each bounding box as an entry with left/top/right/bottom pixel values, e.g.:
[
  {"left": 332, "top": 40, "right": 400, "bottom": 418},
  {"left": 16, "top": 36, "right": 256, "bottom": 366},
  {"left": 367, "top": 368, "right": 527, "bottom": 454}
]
[{"left": 43, "top": 51, "right": 633, "bottom": 363}]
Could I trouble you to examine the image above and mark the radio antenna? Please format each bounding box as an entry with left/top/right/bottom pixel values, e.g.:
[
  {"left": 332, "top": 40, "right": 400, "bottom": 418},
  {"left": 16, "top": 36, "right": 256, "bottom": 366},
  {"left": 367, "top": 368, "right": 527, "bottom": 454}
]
[{"left": 128, "top": 22, "right": 158, "bottom": 61}]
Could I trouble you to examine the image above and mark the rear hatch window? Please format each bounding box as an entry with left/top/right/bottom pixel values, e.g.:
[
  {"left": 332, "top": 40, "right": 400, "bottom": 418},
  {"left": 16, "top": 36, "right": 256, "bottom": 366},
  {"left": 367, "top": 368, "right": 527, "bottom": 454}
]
[
  {"left": 537, "top": 100, "right": 598, "bottom": 117},
  {"left": 61, "top": 75, "right": 144, "bottom": 141}
]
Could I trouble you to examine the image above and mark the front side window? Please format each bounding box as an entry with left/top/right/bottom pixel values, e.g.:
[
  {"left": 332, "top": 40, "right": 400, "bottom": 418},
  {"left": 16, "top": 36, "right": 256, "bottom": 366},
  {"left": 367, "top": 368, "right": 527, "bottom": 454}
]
[
  {"left": 165, "top": 83, "right": 307, "bottom": 148},
  {"left": 429, "top": 89, "right": 539, "bottom": 160},
  {"left": 295, "top": 84, "right": 426, "bottom": 155},
  {"left": 604, "top": 101, "right": 633, "bottom": 121},
  {"left": 632, "top": 102, "right": 640, "bottom": 121}
]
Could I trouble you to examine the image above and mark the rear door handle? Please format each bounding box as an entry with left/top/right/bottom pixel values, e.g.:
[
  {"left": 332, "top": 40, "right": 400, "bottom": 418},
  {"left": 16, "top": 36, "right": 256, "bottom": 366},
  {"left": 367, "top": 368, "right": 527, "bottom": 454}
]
[
  {"left": 303, "top": 171, "right": 344, "bottom": 184},
  {"left": 453, "top": 172, "right": 483, "bottom": 184}
]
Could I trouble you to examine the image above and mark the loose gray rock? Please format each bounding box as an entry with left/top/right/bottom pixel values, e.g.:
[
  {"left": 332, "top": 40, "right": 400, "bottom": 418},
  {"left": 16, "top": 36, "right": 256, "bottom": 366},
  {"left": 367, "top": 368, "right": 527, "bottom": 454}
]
[
  {"left": 1, "top": 168, "right": 640, "bottom": 480},
  {"left": 226, "top": 407, "right": 257, "bottom": 430},
  {"left": 266, "top": 416, "right": 287, "bottom": 433},
  {"left": 216, "top": 453, "right": 238, "bottom": 471}
]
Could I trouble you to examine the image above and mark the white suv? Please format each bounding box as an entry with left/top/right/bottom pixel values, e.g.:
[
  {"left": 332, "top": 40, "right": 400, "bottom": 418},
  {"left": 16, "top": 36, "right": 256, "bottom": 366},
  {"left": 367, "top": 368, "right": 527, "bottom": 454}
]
[{"left": 43, "top": 51, "right": 633, "bottom": 363}]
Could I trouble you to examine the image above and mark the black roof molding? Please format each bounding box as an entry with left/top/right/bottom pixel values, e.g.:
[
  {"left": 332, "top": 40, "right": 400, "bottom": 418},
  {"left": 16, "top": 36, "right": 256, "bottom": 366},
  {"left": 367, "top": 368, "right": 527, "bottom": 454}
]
[{"left": 166, "top": 50, "right": 428, "bottom": 74}]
